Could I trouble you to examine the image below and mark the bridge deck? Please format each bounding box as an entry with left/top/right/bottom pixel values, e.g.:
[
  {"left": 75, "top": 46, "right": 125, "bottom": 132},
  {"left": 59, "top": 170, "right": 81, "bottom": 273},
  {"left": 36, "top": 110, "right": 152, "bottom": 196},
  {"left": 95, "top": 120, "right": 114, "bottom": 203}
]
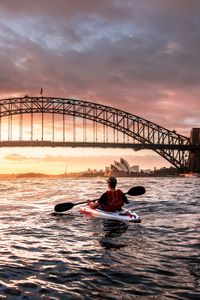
[{"left": 0, "top": 140, "right": 199, "bottom": 150}]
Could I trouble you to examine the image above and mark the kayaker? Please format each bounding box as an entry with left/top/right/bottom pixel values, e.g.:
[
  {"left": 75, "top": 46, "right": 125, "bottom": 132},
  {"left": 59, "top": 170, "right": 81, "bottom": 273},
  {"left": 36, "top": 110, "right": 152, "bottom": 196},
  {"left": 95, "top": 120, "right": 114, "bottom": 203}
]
[{"left": 87, "top": 176, "right": 129, "bottom": 211}]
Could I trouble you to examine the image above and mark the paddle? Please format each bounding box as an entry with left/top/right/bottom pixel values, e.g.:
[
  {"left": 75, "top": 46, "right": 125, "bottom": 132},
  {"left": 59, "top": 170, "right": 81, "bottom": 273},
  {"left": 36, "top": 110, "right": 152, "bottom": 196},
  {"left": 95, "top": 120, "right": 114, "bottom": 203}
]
[{"left": 54, "top": 186, "right": 145, "bottom": 213}]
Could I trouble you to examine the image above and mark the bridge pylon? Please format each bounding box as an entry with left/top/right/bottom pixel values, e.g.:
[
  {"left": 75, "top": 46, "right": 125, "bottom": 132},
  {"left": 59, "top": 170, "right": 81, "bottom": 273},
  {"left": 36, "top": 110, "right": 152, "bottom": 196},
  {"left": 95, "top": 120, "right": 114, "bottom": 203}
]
[{"left": 188, "top": 128, "right": 200, "bottom": 173}]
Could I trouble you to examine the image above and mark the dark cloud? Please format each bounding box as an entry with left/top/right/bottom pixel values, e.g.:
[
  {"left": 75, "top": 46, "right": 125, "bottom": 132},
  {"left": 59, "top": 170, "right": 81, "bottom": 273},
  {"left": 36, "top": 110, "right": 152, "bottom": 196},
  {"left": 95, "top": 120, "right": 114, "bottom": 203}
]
[
  {"left": 0, "top": 0, "right": 133, "bottom": 21},
  {"left": 0, "top": 0, "right": 200, "bottom": 136}
]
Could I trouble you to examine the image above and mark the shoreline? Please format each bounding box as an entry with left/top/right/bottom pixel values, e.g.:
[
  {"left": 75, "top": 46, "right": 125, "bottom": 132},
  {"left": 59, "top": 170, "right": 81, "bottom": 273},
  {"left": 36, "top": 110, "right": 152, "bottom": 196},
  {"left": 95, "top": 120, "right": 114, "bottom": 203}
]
[{"left": 0, "top": 172, "right": 197, "bottom": 180}]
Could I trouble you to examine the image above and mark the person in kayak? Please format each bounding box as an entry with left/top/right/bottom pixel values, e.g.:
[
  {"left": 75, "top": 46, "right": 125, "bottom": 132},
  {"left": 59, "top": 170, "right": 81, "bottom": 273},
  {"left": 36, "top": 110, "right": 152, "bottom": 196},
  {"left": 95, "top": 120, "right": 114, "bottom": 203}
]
[{"left": 87, "top": 176, "right": 129, "bottom": 212}]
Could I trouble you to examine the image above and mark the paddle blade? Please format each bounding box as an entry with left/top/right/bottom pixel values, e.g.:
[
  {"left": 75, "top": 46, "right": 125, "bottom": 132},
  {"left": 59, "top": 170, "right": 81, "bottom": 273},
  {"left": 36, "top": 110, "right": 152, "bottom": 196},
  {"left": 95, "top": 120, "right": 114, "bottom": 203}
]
[
  {"left": 127, "top": 186, "right": 146, "bottom": 196},
  {"left": 54, "top": 202, "right": 74, "bottom": 212}
]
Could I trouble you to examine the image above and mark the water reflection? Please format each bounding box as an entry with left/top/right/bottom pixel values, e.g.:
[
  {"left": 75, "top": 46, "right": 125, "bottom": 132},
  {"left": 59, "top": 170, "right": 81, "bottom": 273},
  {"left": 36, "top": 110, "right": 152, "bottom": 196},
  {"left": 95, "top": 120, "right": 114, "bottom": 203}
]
[{"left": 100, "top": 220, "right": 128, "bottom": 249}]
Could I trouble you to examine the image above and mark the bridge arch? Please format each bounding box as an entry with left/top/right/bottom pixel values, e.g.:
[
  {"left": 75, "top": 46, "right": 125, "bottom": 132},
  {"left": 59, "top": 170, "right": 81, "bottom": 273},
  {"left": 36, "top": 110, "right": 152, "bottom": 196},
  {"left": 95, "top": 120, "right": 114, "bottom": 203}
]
[{"left": 0, "top": 96, "right": 192, "bottom": 171}]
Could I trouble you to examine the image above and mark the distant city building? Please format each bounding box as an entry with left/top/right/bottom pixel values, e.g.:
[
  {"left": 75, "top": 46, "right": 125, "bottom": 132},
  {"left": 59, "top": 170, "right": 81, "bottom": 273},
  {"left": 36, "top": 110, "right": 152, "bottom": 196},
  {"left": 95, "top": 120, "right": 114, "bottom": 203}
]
[
  {"left": 110, "top": 158, "right": 139, "bottom": 174},
  {"left": 141, "top": 169, "right": 152, "bottom": 174}
]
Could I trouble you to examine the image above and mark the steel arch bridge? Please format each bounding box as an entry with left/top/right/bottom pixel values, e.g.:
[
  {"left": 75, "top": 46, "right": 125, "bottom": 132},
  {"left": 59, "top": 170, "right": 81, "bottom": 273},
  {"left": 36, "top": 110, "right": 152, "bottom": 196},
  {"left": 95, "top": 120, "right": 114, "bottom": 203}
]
[{"left": 0, "top": 96, "right": 199, "bottom": 171}]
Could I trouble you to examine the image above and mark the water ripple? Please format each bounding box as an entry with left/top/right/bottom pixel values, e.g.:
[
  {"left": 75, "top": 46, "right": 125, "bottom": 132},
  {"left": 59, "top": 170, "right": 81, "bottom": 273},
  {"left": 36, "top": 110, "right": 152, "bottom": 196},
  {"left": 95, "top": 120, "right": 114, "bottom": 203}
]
[{"left": 0, "top": 177, "right": 199, "bottom": 299}]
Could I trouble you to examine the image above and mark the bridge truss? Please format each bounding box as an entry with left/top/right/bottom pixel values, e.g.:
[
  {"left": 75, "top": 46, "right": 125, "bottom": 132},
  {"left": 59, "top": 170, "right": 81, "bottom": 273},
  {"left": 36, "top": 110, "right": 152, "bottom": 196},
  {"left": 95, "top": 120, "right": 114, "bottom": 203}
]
[{"left": 0, "top": 96, "right": 197, "bottom": 171}]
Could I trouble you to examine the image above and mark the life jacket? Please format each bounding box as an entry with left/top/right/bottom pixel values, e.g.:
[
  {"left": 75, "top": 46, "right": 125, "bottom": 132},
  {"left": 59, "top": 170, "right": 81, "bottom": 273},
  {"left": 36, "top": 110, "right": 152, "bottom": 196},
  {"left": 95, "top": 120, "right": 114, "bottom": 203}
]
[{"left": 103, "top": 189, "right": 123, "bottom": 212}]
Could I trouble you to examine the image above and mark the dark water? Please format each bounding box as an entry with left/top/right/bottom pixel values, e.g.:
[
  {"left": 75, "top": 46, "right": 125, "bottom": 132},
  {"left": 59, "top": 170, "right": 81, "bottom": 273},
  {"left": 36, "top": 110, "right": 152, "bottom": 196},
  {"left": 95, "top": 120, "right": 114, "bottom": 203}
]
[{"left": 0, "top": 177, "right": 199, "bottom": 299}]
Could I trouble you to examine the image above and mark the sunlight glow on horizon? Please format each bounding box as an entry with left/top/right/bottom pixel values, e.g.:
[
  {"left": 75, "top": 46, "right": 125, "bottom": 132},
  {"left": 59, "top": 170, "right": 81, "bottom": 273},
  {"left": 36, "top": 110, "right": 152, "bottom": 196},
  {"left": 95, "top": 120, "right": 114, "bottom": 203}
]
[{"left": 0, "top": 146, "right": 171, "bottom": 174}]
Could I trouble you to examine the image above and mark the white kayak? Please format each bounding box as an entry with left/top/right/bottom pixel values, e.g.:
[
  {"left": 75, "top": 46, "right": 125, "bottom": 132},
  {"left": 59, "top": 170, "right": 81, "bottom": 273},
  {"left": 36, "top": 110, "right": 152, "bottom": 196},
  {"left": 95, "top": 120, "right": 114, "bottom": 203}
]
[{"left": 79, "top": 205, "right": 141, "bottom": 223}]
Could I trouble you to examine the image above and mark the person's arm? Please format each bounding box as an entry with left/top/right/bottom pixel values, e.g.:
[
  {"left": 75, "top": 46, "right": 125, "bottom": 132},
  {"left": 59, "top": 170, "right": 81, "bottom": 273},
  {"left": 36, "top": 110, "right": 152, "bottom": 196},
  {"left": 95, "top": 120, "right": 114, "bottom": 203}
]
[
  {"left": 87, "top": 200, "right": 100, "bottom": 209},
  {"left": 87, "top": 192, "right": 107, "bottom": 209},
  {"left": 122, "top": 192, "right": 129, "bottom": 204}
]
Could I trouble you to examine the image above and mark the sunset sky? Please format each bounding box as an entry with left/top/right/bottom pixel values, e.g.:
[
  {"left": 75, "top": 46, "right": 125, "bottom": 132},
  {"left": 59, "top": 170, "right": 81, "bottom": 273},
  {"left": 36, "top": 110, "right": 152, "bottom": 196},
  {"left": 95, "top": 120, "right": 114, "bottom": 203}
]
[{"left": 0, "top": 0, "right": 200, "bottom": 174}]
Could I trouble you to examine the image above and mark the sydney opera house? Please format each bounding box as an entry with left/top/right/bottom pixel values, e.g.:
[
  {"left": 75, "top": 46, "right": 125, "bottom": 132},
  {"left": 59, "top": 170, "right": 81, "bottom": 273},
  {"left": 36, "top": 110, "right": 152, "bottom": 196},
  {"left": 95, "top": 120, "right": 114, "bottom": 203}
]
[{"left": 110, "top": 158, "right": 139, "bottom": 174}]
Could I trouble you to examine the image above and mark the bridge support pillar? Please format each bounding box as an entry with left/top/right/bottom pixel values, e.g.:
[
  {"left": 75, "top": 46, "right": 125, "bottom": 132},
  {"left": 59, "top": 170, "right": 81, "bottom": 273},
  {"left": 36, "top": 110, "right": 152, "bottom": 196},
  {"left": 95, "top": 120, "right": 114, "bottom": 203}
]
[{"left": 188, "top": 128, "right": 200, "bottom": 173}]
